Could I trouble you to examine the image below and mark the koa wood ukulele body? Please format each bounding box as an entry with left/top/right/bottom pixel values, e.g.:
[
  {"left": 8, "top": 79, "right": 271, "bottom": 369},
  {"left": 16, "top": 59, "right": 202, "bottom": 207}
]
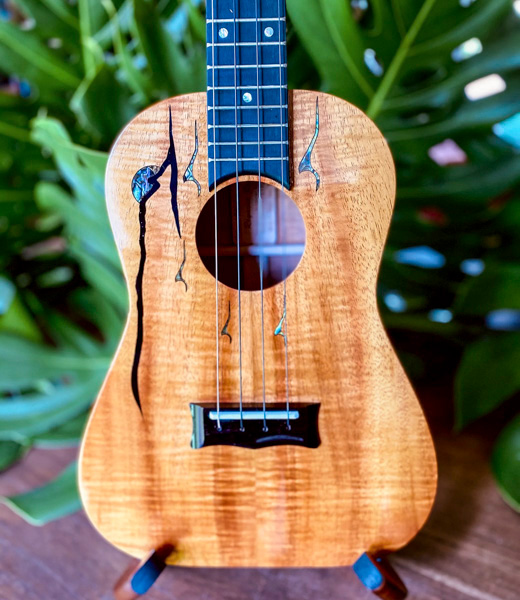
[{"left": 79, "top": 1, "right": 437, "bottom": 597}]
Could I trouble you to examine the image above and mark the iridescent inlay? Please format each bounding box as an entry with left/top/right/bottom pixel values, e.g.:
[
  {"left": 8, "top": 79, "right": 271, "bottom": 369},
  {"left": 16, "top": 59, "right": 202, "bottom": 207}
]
[{"left": 131, "top": 165, "right": 160, "bottom": 203}]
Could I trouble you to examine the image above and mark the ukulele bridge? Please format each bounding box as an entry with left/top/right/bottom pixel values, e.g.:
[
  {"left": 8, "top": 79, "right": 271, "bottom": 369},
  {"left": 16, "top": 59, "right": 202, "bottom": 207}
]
[{"left": 190, "top": 403, "right": 321, "bottom": 450}]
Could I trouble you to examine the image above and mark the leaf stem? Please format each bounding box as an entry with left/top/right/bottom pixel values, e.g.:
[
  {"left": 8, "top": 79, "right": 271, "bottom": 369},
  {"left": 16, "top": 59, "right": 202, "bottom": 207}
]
[
  {"left": 0, "top": 120, "right": 31, "bottom": 143},
  {"left": 366, "top": 0, "right": 438, "bottom": 120},
  {"left": 78, "top": 0, "right": 97, "bottom": 79},
  {"left": 321, "top": 1, "right": 374, "bottom": 100}
]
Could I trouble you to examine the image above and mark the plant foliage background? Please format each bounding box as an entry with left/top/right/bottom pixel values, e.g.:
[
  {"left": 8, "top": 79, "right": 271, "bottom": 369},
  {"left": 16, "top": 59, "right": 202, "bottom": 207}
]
[{"left": 0, "top": 0, "right": 519, "bottom": 522}]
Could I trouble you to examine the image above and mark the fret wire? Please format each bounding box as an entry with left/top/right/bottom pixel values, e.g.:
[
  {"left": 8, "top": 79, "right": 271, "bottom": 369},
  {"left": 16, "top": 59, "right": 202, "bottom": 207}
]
[
  {"left": 209, "top": 85, "right": 286, "bottom": 90},
  {"left": 212, "top": 105, "right": 288, "bottom": 110},
  {"left": 213, "top": 157, "right": 290, "bottom": 162},
  {"left": 207, "top": 42, "right": 286, "bottom": 47},
  {"left": 208, "top": 17, "right": 286, "bottom": 22},
  {"left": 207, "top": 64, "right": 288, "bottom": 69},
  {"left": 209, "top": 141, "right": 289, "bottom": 146},
  {"left": 208, "top": 123, "right": 289, "bottom": 128}
]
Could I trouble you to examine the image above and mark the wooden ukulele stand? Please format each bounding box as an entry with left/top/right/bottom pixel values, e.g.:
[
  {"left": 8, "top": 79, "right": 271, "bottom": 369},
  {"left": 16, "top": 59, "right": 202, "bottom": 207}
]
[{"left": 113, "top": 548, "right": 407, "bottom": 600}]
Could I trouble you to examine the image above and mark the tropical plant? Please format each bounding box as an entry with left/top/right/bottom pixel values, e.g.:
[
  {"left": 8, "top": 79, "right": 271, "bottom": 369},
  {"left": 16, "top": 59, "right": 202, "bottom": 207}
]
[{"left": 0, "top": 0, "right": 519, "bottom": 523}]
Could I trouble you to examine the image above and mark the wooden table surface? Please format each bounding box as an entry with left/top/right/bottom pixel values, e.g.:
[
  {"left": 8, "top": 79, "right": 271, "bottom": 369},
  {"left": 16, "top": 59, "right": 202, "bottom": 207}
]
[{"left": 1, "top": 385, "right": 519, "bottom": 600}]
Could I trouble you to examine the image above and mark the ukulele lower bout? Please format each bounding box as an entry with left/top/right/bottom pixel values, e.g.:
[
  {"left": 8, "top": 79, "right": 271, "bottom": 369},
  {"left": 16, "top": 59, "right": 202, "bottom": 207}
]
[{"left": 79, "top": 90, "right": 437, "bottom": 569}]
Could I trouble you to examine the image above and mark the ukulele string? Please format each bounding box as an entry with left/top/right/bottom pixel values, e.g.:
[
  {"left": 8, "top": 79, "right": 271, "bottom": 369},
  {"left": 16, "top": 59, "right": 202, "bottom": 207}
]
[
  {"left": 278, "top": 0, "right": 291, "bottom": 429},
  {"left": 211, "top": 0, "right": 221, "bottom": 431},
  {"left": 255, "top": 0, "right": 268, "bottom": 432},
  {"left": 233, "top": 0, "right": 244, "bottom": 430}
]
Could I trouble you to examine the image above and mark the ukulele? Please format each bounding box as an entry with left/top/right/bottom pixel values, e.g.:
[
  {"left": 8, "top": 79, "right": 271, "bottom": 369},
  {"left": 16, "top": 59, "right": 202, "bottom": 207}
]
[{"left": 79, "top": 0, "right": 437, "bottom": 595}]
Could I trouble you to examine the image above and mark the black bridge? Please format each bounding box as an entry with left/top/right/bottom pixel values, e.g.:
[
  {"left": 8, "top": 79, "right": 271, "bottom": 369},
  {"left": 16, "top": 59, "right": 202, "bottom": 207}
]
[{"left": 190, "top": 403, "right": 321, "bottom": 450}]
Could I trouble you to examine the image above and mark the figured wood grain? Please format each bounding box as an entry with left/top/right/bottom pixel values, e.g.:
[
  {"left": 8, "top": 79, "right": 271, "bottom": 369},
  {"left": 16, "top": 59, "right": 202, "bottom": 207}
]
[{"left": 78, "top": 90, "right": 437, "bottom": 568}]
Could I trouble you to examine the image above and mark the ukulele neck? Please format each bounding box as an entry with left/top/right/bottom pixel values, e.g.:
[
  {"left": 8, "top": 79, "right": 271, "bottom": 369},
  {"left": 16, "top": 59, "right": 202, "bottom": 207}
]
[{"left": 206, "top": 0, "right": 290, "bottom": 190}]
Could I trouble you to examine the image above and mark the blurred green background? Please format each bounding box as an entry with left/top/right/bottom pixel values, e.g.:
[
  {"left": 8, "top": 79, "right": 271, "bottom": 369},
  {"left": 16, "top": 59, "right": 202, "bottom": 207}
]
[{"left": 0, "top": 0, "right": 519, "bottom": 524}]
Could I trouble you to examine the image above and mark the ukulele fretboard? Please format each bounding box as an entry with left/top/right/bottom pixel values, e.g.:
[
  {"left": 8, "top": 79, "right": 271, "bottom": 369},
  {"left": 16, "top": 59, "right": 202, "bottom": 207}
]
[{"left": 206, "top": 0, "right": 290, "bottom": 189}]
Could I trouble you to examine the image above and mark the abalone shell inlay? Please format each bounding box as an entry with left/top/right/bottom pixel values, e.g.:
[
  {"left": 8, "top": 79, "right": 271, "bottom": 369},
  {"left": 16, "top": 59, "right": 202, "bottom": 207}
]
[
  {"left": 299, "top": 97, "right": 321, "bottom": 191},
  {"left": 176, "top": 240, "right": 188, "bottom": 292},
  {"left": 132, "top": 166, "right": 160, "bottom": 202},
  {"left": 221, "top": 301, "right": 232, "bottom": 343},
  {"left": 183, "top": 121, "right": 201, "bottom": 196}
]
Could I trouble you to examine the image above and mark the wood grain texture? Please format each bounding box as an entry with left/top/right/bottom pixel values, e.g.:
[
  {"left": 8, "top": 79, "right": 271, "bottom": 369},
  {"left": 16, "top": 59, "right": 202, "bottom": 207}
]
[{"left": 78, "top": 90, "right": 437, "bottom": 568}]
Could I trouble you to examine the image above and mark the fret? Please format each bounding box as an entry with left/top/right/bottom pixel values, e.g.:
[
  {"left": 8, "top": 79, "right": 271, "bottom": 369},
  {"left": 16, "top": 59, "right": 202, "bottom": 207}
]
[
  {"left": 208, "top": 123, "right": 289, "bottom": 129},
  {"left": 209, "top": 85, "right": 285, "bottom": 90},
  {"left": 213, "top": 157, "right": 290, "bottom": 163},
  {"left": 212, "top": 105, "right": 288, "bottom": 110},
  {"left": 209, "top": 141, "right": 289, "bottom": 146},
  {"left": 208, "top": 17, "right": 286, "bottom": 23},
  {"left": 208, "top": 64, "right": 287, "bottom": 70},
  {"left": 207, "top": 42, "right": 286, "bottom": 47}
]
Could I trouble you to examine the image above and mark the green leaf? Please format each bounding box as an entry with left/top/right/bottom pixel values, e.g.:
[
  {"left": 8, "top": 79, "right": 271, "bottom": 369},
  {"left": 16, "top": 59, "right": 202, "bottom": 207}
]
[
  {"left": 0, "top": 291, "right": 42, "bottom": 342},
  {"left": 32, "top": 411, "right": 89, "bottom": 448},
  {"left": 101, "top": 0, "right": 153, "bottom": 103},
  {"left": 455, "top": 264, "right": 520, "bottom": 317},
  {"left": 71, "top": 288, "right": 125, "bottom": 347},
  {"left": 410, "top": 0, "right": 512, "bottom": 58},
  {"left": 0, "top": 377, "right": 102, "bottom": 443},
  {"left": 78, "top": 0, "right": 105, "bottom": 78},
  {"left": 0, "top": 119, "right": 32, "bottom": 143},
  {"left": 132, "top": 0, "right": 205, "bottom": 96},
  {"left": 319, "top": 0, "right": 376, "bottom": 100},
  {"left": 0, "top": 333, "right": 109, "bottom": 391},
  {"left": 286, "top": 0, "right": 367, "bottom": 105},
  {"left": 0, "top": 20, "right": 81, "bottom": 90},
  {"left": 0, "top": 441, "right": 29, "bottom": 472},
  {"left": 0, "top": 276, "right": 15, "bottom": 315},
  {"left": 492, "top": 415, "right": 520, "bottom": 512},
  {"left": 382, "top": 29, "right": 520, "bottom": 113},
  {"left": 455, "top": 334, "right": 520, "bottom": 430},
  {"left": 35, "top": 181, "right": 120, "bottom": 270},
  {"left": 398, "top": 154, "right": 520, "bottom": 202},
  {"left": 69, "top": 241, "right": 127, "bottom": 313},
  {"left": 44, "top": 311, "right": 103, "bottom": 356},
  {"left": 14, "top": 0, "right": 79, "bottom": 47},
  {"left": 71, "top": 63, "right": 136, "bottom": 142},
  {"left": 31, "top": 118, "right": 107, "bottom": 210},
  {"left": 1, "top": 462, "right": 81, "bottom": 525}
]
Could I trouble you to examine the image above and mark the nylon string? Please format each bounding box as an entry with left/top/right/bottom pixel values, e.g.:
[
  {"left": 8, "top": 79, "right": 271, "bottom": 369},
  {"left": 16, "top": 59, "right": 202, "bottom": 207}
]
[
  {"left": 277, "top": 0, "right": 291, "bottom": 428},
  {"left": 232, "top": 0, "right": 244, "bottom": 430},
  {"left": 254, "top": 0, "right": 268, "bottom": 431},
  {"left": 212, "top": 0, "right": 221, "bottom": 430}
]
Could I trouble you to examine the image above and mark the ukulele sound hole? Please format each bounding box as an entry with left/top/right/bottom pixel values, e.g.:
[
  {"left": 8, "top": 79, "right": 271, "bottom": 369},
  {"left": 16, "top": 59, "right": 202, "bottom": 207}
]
[{"left": 195, "top": 181, "right": 306, "bottom": 291}]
